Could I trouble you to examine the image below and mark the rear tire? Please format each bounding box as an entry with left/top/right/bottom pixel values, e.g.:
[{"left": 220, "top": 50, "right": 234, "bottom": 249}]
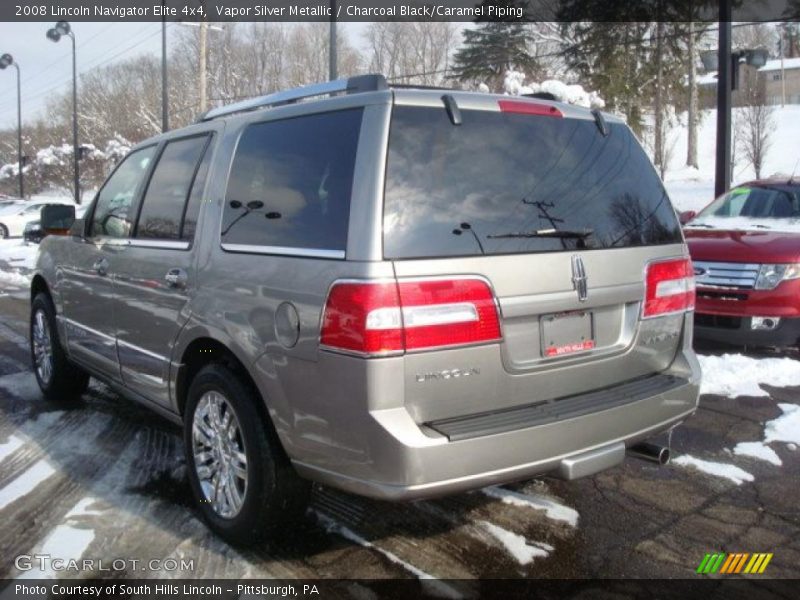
[
  {"left": 184, "top": 363, "right": 310, "bottom": 545},
  {"left": 30, "top": 293, "right": 90, "bottom": 402}
]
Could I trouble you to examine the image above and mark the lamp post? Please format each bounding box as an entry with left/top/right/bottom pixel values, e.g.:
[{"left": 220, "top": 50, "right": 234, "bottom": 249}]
[
  {"left": 0, "top": 53, "right": 23, "bottom": 198},
  {"left": 329, "top": 0, "right": 337, "bottom": 80},
  {"left": 46, "top": 20, "right": 80, "bottom": 204}
]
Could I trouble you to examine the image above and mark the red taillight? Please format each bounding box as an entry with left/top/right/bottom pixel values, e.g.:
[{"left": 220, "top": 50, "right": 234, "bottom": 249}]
[
  {"left": 498, "top": 100, "right": 563, "bottom": 118},
  {"left": 320, "top": 278, "right": 502, "bottom": 356},
  {"left": 643, "top": 257, "right": 696, "bottom": 319}
]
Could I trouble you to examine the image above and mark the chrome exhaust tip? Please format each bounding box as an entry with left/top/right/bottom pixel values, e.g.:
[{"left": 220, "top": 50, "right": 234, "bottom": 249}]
[{"left": 627, "top": 442, "right": 670, "bottom": 465}]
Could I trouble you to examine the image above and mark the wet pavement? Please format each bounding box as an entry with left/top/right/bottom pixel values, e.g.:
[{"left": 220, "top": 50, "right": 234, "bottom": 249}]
[{"left": 0, "top": 286, "right": 797, "bottom": 582}]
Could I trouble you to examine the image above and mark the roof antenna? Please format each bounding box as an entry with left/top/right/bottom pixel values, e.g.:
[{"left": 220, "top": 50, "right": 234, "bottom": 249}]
[{"left": 790, "top": 158, "right": 800, "bottom": 184}]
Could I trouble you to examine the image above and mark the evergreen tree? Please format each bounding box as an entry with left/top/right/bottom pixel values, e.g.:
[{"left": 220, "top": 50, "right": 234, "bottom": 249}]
[{"left": 450, "top": 1, "right": 539, "bottom": 91}]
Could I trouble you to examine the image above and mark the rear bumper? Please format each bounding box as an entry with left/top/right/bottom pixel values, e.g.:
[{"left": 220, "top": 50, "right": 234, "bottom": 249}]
[
  {"left": 694, "top": 313, "right": 800, "bottom": 347},
  {"left": 291, "top": 348, "right": 701, "bottom": 501}
]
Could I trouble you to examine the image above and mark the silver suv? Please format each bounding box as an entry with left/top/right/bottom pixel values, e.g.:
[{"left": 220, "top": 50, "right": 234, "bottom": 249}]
[{"left": 30, "top": 75, "right": 701, "bottom": 544}]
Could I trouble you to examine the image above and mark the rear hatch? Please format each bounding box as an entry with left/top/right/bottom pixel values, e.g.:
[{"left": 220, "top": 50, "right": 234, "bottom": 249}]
[{"left": 383, "top": 93, "right": 690, "bottom": 423}]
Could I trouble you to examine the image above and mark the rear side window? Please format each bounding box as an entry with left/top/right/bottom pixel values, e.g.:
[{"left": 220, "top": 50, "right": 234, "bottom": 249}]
[
  {"left": 136, "top": 135, "right": 211, "bottom": 241},
  {"left": 383, "top": 106, "right": 682, "bottom": 259},
  {"left": 221, "top": 108, "right": 363, "bottom": 254}
]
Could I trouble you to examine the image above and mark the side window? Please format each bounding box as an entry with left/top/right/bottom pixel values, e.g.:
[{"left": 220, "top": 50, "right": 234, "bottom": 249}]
[
  {"left": 136, "top": 135, "right": 210, "bottom": 240},
  {"left": 91, "top": 146, "right": 157, "bottom": 238},
  {"left": 221, "top": 108, "right": 363, "bottom": 253},
  {"left": 180, "top": 139, "right": 214, "bottom": 241}
]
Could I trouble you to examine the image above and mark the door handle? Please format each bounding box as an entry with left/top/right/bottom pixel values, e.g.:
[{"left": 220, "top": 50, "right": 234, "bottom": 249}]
[
  {"left": 165, "top": 268, "right": 188, "bottom": 289},
  {"left": 92, "top": 258, "right": 109, "bottom": 276}
]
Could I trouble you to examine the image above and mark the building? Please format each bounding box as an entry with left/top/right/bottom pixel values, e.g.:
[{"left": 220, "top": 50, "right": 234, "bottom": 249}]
[{"left": 698, "top": 56, "right": 800, "bottom": 107}]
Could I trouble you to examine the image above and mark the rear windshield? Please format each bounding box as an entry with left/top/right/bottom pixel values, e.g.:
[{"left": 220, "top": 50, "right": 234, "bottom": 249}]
[{"left": 383, "top": 106, "right": 682, "bottom": 259}]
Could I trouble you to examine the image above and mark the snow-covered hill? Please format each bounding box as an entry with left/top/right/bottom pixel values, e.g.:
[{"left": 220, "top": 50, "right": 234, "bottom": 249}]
[{"left": 664, "top": 105, "right": 800, "bottom": 212}]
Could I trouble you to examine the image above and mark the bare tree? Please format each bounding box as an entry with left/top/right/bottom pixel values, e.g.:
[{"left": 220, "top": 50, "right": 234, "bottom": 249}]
[
  {"left": 736, "top": 82, "right": 776, "bottom": 179},
  {"left": 364, "top": 22, "right": 457, "bottom": 85}
]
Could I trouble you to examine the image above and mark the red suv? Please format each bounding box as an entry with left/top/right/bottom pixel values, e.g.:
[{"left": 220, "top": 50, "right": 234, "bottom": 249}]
[{"left": 683, "top": 178, "right": 800, "bottom": 348}]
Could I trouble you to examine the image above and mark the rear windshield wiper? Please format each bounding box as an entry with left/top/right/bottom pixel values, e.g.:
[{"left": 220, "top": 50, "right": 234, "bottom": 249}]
[{"left": 487, "top": 228, "right": 594, "bottom": 240}]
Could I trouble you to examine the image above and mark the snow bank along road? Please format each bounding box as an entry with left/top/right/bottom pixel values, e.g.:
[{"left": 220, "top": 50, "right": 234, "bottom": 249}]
[{"left": 0, "top": 288, "right": 797, "bottom": 580}]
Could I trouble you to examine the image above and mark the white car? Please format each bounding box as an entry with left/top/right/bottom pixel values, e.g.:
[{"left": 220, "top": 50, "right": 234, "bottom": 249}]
[{"left": 0, "top": 202, "right": 72, "bottom": 238}]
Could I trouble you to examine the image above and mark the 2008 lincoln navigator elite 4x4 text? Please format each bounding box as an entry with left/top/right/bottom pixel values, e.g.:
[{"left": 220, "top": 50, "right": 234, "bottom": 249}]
[{"left": 29, "top": 75, "right": 701, "bottom": 543}]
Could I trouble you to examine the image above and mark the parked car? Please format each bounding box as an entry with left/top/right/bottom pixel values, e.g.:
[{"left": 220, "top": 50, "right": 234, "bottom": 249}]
[
  {"left": 0, "top": 200, "right": 73, "bottom": 239},
  {"left": 30, "top": 75, "right": 701, "bottom": 544},
  {"left": 683, "top": 178, "right": 800, "bottom": 347}
]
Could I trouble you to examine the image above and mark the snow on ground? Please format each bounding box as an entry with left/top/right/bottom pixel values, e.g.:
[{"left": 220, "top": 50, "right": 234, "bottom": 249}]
[
  {"left": 0, "top": 458, "right": 56, "bottom": 510},
  {"left": 17, "top": 497, "right": 103, "bottom": 579},
  {"left": 480, "top": 486, "right": 579, "bottom": 527},
  {"left": 478, "top": 521, "right": 553, "bottom": 565},
  {"left": 697, "top": 353, "right": 800, "bottom": 398},
  {"left": 0, "top": 238, "right": 37, "bottom": 288},
  {"left": 314, "top": 510, "right": 461, "bottom": 599},
  {"left": 733, "top": 441, "right": 783, "bottom": 466},
  {"left": 764, "top": 403, "right": 800, "bottom": 446},
  {"left": 672, "top": 455, "right": 755, "bottom": 485},
  {"left": 664, "top": 105, "right": 800, "bottom": 212}
]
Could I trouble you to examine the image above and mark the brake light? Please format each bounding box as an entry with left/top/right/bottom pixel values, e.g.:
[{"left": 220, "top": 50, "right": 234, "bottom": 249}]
[
  {"left": 498, "top": 100, "right": 563, "bottom": 118},
  {"left": 643, "top": 257, "right": 696, "bottom": 319},
  {"left": 320, "top": 278, "right": 502, "bottom": 356}
]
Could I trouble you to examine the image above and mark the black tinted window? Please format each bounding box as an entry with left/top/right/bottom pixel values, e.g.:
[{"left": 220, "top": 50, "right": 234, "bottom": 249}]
[
  {"left": 136, "top": 136, "right": 210, "bottom": 240},
  {"left": 91, "top": 146, "right": 157, "bottom": 238},
  {"left": 222, "top": 108, "right": 363, "bottom": 252},
  {"left": 383, "top": 107, "right": 682, "bottom": 259},
  {"left": 180, "top": 140, "right": 214, "bottom": 240}
]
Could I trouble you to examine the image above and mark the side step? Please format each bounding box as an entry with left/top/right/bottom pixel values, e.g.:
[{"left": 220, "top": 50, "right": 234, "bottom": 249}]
[{"left": 426, "top": 374, "right": 685, "bottom": 442}]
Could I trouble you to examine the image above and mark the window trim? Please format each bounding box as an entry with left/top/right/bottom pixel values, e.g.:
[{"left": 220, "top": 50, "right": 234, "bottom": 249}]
[
  {"left": 218, "top": 108, "right": 366, "bottom": 260},
  {"left": 132, "top": 132, "right": 213, "bottom": 246},
  {"left": 86, "top": 144, "right": 159, "bottom": 240}
]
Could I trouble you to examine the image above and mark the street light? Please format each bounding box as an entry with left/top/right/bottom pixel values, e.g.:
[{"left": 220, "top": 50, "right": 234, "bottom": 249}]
[
  {"left": 0, "top": 53, "right": 23, "bottom": 198},
  {"left": 46, "top": 20, "right": 81, "bottom": 204}
]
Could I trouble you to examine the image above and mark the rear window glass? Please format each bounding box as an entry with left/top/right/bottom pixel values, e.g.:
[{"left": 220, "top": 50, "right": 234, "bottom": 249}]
[
  {"left": 383, "top": 106, "right": 682, "bottom": 259},
  {"left": 222, "top": 108, "right": 363, "bottom": 252}
]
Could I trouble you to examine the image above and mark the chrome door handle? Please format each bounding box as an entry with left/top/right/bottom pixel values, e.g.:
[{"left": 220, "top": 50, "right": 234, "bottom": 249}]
[
  {"left": 165, "top": 268, "right": 188, "bottom": 289},
  {"left": 92, "top": 258, "right": 109, "bottom": 276}
]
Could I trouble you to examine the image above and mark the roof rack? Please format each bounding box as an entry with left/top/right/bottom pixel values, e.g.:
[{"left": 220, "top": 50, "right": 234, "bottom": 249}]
[{"left": 198, "top": 74, "right": 388, "bottom": 122}]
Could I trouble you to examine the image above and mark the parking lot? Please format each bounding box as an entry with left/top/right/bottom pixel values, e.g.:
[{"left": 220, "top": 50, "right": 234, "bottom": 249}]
[{"left": 0, "top": 281, "right": 798, "bottom": 584}]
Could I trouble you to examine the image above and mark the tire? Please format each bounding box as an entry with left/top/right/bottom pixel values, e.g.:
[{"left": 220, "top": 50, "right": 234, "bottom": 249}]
[
  {"left": 30, "top": 293, "right": 90, "bottom": 402},
  {"left": 0, "top": 224, "right": 8, "bottom": 239},
  {"left": 184, "top": 363, "right": 310, "bottom": 545}
]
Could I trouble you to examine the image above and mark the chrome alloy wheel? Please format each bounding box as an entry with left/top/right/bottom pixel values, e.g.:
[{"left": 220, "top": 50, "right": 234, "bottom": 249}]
[
  {"left": 32, "top": 309, "right": 53, "bottom": 385},
  {"left": 192, "top": 391, "right": 248, "bottom": 518}
]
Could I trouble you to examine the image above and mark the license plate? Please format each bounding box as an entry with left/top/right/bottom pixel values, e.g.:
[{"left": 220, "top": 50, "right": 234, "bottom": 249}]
[{"left": 541, "top": 310, "right": 595, "bottom": 358}]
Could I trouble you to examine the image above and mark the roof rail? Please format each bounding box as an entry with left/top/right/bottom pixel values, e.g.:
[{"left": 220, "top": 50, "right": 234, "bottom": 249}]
[{"left": 198, "top": 74, "right": 388, "bottom": 122}]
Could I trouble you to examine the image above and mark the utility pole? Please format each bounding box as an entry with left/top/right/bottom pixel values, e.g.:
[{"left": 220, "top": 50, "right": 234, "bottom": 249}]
[
  {"left": 162, "top": 1, "right": 169, "bottom": 132},
  {"left": 780, "top": 25, "right": 786, "bottom": 107},
  {"left": 329, "top": 0, "right": 337, "bottom": 80},
  {"left": 199, "top": 19, "right": 208, "bottom": 113},
  {"left": 714, "top": 0, "right": 732, "bottom": 198}
]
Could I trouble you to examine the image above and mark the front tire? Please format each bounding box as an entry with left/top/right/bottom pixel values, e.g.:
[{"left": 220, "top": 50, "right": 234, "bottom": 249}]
[
  {"left": 30, "top": 293, "right": 90, "bottom": 401},
  {"left": 0, "top": 224, "right": 8, "bottom": 239},
  {"left": 184, "top": 364, "right": 310, "bottom": 545}
]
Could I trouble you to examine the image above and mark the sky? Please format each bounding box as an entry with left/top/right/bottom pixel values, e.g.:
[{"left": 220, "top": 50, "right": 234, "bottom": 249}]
[{"left": 0, "top": 21, "right": 370, "bottom": 129}]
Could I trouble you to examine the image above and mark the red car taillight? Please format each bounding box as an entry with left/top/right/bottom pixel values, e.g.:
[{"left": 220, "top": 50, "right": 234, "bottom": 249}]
[
  {"left": 642, "top": 257, "right": 696, "bottom": 319},
  {"left": 320, "top": 278, "right": 502, "bottom": 356}
]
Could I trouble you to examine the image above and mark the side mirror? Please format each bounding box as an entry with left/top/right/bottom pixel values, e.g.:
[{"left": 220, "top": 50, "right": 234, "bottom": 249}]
[
  {"left": 679, "top": 210, "right": 697, "bottom": 225},
  {"left": 41, "top": 204, "right": 76, "bottom": 237}
]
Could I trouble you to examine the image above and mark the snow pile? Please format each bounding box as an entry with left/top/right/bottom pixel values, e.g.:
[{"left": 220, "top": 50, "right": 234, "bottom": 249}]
[
  {"left": 478, "top": 521, "right": 553, "bottom": 565},
  {"left": 764, "top": 403, "right": 800, "bottom": 445},
  {"left": 733, "top": 441, "right": 782, "bottom": 466},
  {"left": 672, "top": 455, "right": 754, "bottom": 485},
  {"left": 686, "top": 215, "right": 800, "bottom": 234},
  {"left": 502, "top": 70, "right": 606, "bottom": 109},
  {"left": 481, "top": 486, "right": 579, "bottom": 527},
  {"left": 0, "top": 239, "right": 37, "bottom": 269},
  {"left": 697, "top": 354, "right": 800, "bottom": 398},
  {"left": 35, "top": 144, "right": 73, "bottom": 167}
]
